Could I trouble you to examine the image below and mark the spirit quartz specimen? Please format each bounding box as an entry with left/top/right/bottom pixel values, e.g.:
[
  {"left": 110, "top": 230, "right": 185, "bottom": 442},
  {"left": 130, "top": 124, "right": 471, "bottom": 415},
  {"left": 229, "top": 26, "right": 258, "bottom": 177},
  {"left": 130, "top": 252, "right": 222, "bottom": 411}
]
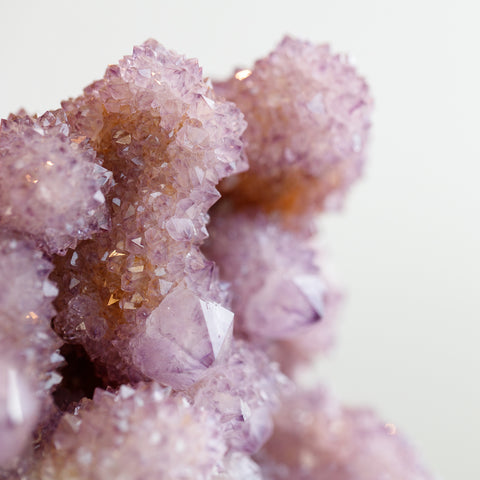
[{"left": 0, "top": 36, "right": 436, "bottom": 480}]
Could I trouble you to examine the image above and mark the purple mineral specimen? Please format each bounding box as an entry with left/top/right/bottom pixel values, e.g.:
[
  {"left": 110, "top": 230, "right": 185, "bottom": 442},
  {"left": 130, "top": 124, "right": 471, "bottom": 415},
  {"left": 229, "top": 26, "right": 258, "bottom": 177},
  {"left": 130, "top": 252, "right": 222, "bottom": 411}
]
[{"left": 0, "top": 36, "right": 437, "bottom": 480}]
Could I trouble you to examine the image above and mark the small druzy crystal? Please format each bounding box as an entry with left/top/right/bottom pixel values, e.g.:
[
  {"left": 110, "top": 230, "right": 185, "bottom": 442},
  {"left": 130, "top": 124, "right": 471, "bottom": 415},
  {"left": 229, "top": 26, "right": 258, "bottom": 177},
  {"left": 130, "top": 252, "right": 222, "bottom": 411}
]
[
  {"left": 214, "top": 36, "right": 372, "bottom": 219},
  {"left": 256, "top": 387, "right": 435, "bottom": 480},
  {"left": 213, "top": 452, "right": 263, "bottom": 480},
  {"left": 0, "top": 110, "right": 112, "bottom": 255},
  {"left": 52, "top": 39, "right": 246, "bottom": 385},
  {"left": 188, "top": 340, "right": 291, "bottom": 454}
]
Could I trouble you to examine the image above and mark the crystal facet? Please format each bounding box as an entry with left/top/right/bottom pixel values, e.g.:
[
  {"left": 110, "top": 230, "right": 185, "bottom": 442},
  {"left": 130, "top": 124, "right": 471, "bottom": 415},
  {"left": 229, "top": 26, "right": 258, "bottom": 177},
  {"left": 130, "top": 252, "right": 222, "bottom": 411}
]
[{"left": 132, "top": 287, "right": 233, "bottom": 389}]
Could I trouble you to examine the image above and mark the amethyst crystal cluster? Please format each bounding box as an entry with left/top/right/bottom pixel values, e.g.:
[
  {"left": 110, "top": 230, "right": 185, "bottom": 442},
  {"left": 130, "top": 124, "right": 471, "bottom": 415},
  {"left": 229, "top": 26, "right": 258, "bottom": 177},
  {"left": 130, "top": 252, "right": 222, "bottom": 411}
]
[{"left": 0, "top": 37, "right": 434, "bottom": 479}]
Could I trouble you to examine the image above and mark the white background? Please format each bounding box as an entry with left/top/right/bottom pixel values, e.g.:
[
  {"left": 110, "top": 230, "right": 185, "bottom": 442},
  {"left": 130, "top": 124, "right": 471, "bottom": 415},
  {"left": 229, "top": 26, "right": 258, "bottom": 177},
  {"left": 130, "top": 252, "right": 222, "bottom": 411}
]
[{"left": 1, "top": 1, "right": 478, "bottom": 478}]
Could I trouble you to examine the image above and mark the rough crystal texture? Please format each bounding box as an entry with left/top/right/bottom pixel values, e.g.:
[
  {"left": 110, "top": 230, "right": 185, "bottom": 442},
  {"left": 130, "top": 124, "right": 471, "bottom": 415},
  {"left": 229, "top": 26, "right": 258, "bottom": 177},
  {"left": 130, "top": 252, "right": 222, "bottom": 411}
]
[
  {"left": 36, "top": 383, "right": 226, "bottom": 480},
  {"left": 0, "top": 110, "right": 111, "bottom": 255},
  {"left": 204, "top": 208, "right": 333, "bottom": 345},
  {"left": 0, "top": 232, "right": 62, "bottom": 468},
  {"left": 53, "top": 39, "right": 246, "bottom": 384},
  {"left": 188, "top": 340, "right": 291, "bottom": 454},
  {"left": 214, "top": 36, "right": 372, "bottom": 218},
  {"left": 256, "top": 387, "right": 435, "bottom": 480}
]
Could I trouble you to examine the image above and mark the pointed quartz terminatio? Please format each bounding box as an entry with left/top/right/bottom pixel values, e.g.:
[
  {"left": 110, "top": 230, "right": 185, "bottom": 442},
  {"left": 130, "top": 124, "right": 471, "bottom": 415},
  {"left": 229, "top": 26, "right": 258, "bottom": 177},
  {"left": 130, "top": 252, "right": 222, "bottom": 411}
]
[
  {"left": 132, "top": 287, "right": 234, "bottom": 389},
  {"left": 0, "top": 362, "right": 40, "bottom": 466},
  {"left": 204, "top": 209, "right": 332, "bottom": 343}
]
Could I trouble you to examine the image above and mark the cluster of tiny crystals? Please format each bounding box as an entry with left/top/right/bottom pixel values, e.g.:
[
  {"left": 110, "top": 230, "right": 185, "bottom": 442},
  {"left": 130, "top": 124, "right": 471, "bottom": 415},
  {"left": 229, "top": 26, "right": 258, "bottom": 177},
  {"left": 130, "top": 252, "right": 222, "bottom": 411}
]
[
  {"left": 0, "top": 36, "right": 436, "bottom": 480},
  {"left": 187, "top": 340, "right": 290, "bottom": 455},
  {"left": 256, "top": 388, "right": 435, "bottom": 480},
  {"left": 0, "top": 110, "right": 112, "bottom": 255},
  {"left": 214, "top": 36, "right": 373, "bottom": 219},
  {"left": 36, "top": 383, "right": 226, "bottom": 480}
]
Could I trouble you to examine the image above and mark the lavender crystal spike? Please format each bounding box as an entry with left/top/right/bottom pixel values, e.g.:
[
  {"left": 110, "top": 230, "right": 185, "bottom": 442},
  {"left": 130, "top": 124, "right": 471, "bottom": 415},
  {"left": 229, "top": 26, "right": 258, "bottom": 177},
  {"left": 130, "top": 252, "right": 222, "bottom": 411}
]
[
  {"left": 204, "top": 209, "right": 330, "bottom": 342},
  {"left": 0, "top": 360, "right": 40, "bottom": 466},
  {"left": 131, "top": 286, "right": 233, "bottom": 389}
]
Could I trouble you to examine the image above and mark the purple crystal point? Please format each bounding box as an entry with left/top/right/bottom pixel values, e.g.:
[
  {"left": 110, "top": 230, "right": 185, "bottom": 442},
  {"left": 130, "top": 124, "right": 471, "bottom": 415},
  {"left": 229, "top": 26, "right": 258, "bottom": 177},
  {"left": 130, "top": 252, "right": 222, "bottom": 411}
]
[
  {"left": 132, "top": 286, "right": 233, "bottom": 389},
  {"left": 214, "top": 36, "right": 372, "bottom": 218},
  {"left": 0, "top": 110, "right": 112, "bottom": 255},
  {"left": 0, "top": 232, "right": 62, "bottom": 383},
  {"left": 267, "top": 266, "right": 342, "bottom": 376},
  {"left": 204, "top": 209, "right": 330, "bottom": 342}
]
